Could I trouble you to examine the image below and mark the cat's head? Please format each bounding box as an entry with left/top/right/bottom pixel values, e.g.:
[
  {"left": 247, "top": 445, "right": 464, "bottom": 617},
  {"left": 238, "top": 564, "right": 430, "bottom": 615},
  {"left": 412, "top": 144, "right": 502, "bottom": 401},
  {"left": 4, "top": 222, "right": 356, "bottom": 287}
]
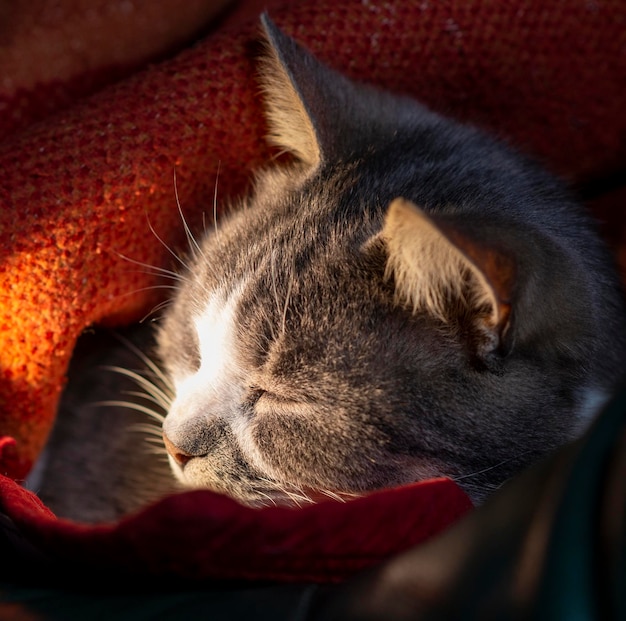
[{"left": 156, "top": 16, "right": 619, "bottom": 505}]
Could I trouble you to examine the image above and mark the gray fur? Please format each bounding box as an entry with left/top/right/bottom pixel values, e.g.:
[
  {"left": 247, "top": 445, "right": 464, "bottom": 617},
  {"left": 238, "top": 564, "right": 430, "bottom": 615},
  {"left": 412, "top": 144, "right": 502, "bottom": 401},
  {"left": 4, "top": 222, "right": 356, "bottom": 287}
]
[
  {"left": 157, "top": 17, "right": 626, "bottom": 505},
  {"left": 34, "top": 17, "right": 626, "bottom": 520}
]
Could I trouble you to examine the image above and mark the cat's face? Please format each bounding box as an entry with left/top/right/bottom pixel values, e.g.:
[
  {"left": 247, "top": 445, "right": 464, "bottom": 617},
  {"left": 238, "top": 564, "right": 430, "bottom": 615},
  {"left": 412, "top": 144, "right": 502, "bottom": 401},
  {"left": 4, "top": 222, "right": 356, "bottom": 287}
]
[
  {"left": 157, "top": 192, "right": 509, "bottom": 501},
  {"left": 155, "top": 17, "right": 623, "bottom": 505},
  {"left": 158, "top": 183, "right": 472, "bottom": 504}
]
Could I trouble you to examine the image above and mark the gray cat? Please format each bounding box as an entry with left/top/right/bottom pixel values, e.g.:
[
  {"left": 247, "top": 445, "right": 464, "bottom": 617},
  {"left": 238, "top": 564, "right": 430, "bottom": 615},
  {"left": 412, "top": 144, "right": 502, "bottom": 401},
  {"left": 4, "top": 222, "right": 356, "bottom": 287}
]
[{"left": 33, "top": 16, "right": 626, "bottom": 521}]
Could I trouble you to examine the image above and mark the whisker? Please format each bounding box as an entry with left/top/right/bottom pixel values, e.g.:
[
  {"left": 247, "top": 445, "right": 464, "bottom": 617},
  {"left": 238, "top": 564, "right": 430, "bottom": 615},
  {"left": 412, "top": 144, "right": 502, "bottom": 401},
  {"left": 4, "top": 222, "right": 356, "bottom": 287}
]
[
  {"left": 138, "top": 434, "right": 168, "bottom": 447},
  {"left": 130, "top": 423, "right": 163, "bottom": 437},
  {"left": 122, "top": 389, "right": 169, "bottom": 413},
  {"left": 213, "top": 161, "right": 221, "bottom": 240},
  {"left": 118, "top": 285, "right": 180, "bottom": 300},
  {"left": 128, "top": 427, "right": 169, "bottom": 460},
  {"left": 319, "top": 489, "right": 348, "bottom": 503},
  {"left": 138, "top": 433, "right": 165, "bottom": 444},
  {"left": 108, "top": 334, "right": 174, "bottom": 393},
  {"left": 257, "top": 477, "right": 315, "bottom": 506},
  {"left": 452, "top": 450, "right": 534, "bottom": 482},
  {"left": 113, "top": 251, "right": 188, "bottom": 284},
  {"left": 145, "top": 212, "right": 192, "bottom": 272},
  {"left": 269, "top": 148, "right": 290, "bottom": 161},
  {"left": 173, "top": 168, "right": 205, "bottom": 260},
  {"left": 139, "top": 298, "right": 173, "bottom": 323},
  {"left": 255, "top": 490, "right": 278, "bottom": 507},
  {"left": 103, "top": 365, "right": 173, "bottom": 408},
  {"left": 92, "top": 400, "right": 165, "bottom": 422},
  {"left": 282, "top": 488, "right": 314, "bottom": 506},
  {"left": 143, "top": 446, "right": 171, "bottom": 457}
]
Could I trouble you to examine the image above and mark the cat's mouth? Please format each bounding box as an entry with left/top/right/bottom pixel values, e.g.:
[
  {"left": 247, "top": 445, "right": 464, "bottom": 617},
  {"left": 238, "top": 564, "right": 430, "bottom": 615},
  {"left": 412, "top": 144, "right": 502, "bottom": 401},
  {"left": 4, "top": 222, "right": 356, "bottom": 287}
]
[
  {"left": 163, "top": 434, "right": 358, "bottom": 506},
  {"left": 163, "top": 431, "right": 362, "bottom": 507}
]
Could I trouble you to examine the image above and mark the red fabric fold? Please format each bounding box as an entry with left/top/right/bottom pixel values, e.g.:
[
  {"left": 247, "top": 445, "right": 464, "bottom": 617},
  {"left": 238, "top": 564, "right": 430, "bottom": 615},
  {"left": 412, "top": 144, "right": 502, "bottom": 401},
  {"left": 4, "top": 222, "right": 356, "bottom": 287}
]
[{"left": 0, "top": 474, "right": 472, "bottom": 582}]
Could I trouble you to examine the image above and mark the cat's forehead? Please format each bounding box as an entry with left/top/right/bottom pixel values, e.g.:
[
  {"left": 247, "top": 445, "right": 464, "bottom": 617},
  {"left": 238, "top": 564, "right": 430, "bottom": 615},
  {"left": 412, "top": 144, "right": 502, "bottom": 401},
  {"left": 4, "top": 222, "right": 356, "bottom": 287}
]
[{"left": 193, "top": 281, "right": 245, "bottom": 366}]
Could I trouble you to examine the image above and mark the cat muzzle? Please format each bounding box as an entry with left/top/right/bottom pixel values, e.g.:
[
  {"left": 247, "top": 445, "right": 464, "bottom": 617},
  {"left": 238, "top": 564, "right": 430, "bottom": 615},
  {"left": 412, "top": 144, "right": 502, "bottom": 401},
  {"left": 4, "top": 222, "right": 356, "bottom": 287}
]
[{"left": 162, "top": 432, "right": 194, "bottom": 467}]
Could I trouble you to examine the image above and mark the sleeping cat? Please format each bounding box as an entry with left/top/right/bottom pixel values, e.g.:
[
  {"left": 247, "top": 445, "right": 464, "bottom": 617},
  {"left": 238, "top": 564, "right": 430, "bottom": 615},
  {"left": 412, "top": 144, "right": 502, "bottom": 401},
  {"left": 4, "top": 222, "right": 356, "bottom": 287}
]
[{"left": 34, "top": 16, "right": 626, "bottom": 520}]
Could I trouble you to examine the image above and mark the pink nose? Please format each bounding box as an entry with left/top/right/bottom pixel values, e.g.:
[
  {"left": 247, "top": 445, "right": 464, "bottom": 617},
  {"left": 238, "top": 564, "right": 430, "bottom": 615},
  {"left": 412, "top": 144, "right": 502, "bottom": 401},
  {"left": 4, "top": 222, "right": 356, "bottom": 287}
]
[{"left": 162, "top": 432, "right": 193, "bottom": 467}]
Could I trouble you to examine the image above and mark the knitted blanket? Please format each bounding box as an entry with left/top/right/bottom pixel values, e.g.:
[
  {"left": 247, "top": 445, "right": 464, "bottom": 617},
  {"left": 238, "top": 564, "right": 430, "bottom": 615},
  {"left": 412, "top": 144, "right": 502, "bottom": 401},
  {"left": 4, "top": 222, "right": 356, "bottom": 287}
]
[{"left": 1, "top": 0, "right": 624, "bottom": 583}]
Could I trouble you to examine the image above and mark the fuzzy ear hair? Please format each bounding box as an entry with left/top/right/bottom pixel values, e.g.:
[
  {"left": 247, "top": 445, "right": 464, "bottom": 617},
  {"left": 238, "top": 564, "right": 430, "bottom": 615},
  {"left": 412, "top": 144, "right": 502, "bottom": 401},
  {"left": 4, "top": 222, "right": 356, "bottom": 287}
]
[
  {"left": 382, "top": 198, "right": 516, "bottom": 353},
  {"left": 260, "top": 16, "right": 321, "bottom": 166},
  {"left": 260, "top": 15, "right": 365, "bottom": 168}
]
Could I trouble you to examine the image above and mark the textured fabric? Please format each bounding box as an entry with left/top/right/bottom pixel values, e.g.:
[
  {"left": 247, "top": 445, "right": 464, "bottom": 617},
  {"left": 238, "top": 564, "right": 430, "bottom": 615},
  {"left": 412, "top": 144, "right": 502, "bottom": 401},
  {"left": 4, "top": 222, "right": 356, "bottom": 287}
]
[
  {"left": 0, "top": 474, "right": 472, "bottom": 582},
  {"left": 0, "top": 0, "right": 624, "bottom": 584},
  {"left": 0, "top": 0, "right": 235, "bottom": 140}
]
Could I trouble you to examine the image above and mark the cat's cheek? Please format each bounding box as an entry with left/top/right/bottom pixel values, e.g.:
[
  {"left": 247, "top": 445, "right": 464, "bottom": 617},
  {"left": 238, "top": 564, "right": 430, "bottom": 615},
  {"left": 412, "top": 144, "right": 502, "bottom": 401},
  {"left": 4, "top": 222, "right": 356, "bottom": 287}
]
[
  {"left": 239, "top": 411, "right": 363, "bottom": 491},
  {"left": 232, "top": 412, "right": 310, "bottom": 485},
  {"left": 226, "top": 414, "right": 279, "bottom": 481}
]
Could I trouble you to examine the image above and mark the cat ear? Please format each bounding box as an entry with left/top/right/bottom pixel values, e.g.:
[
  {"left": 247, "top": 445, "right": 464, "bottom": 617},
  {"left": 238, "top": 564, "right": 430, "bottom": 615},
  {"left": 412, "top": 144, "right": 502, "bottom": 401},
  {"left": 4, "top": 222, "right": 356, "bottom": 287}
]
[
  {"left": 260, "top": 16, "right": 419, "bottom": 169},
  {"left": 260, "top": 16, "right": 321, "bottom": 166},
  {"left": 382, "top": 198, "right": 516, "bottom": 357},
  {"left": 260, "top": 15, "right": 366, "bottom": 168}
]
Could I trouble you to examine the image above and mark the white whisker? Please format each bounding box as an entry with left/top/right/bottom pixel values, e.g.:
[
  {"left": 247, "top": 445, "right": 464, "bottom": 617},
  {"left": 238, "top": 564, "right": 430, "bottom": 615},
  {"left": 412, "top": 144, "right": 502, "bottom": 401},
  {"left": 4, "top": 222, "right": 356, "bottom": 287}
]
[
  {"left": 131, "top": 423, "right": 163, "bottom": 436},
  {"left": 282, "top": 488, "right": 314, "bottom": 506},
  {"left": 256, "top": 477, "right": 315, "bottom": 507},
  {"left": 146, "top": 212, "right": 192, "bottom": 272},
  {"left": 122, "top": 390, "right": 169, "bottom": 413},
  {"left": 255, "top": 490, "right": 278, "bottom": 507},
  {"left": 139, "top": 433, "right": 165, "bottom": 443},
  {"left": 143, "top": 446, "right": 170, "bottom": 458},
  {"left": 108, "top": 334, "right": 174, "bottom": 393},
  {"left": 92, "top": 400, "right": 165, "bottom": 422},
  {"left": 452, "top": 450, "right": 533, "bottom": 482},
  {"left": 139, "top": 298, "right": 173, "bottom": 323},
  {"left": 173, "top": 168, "right": 205, "bottom": 260},
  {"left": 103, "top": 365, "right": 172, "bottom": 408},
  {"left": 319, "top": 489, "right": 348, "bottom": 503},
  {"left": 114, "top": 251, "right": 188, "bottom": 284},
  {"left": 213, "top": 161, "right": 221, "bottom": 240},
  {"left": 119, "top": 285, "right": 180, "bottom": 299}
]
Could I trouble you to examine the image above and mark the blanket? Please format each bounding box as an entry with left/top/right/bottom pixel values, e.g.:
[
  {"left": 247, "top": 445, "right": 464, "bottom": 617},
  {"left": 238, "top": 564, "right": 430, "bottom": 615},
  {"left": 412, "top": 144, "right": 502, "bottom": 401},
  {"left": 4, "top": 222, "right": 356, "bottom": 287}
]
[{"left": 1, "top": 0, "right": 625, "bottom": 583}]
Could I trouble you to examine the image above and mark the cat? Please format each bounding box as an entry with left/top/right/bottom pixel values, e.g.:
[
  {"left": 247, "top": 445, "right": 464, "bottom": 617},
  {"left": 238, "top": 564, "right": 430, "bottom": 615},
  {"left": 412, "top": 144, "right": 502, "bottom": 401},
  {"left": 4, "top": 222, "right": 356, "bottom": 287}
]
[
  {"left": 155, "top": 16, "right": 626, "bottom": 505},
  {"left": 33, "top": 15, "right": 626, "bottom": 521}
]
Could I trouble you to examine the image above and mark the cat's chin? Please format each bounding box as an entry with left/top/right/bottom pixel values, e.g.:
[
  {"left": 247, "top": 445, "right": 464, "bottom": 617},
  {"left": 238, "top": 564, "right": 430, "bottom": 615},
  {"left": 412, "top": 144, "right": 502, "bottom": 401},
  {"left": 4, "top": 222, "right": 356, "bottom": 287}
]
[
  {"left": 167, "top": 452, "right": 362, "bottom": 507},
  {"left": 174, "top": 468, "right": 360, "bottom": 508}
]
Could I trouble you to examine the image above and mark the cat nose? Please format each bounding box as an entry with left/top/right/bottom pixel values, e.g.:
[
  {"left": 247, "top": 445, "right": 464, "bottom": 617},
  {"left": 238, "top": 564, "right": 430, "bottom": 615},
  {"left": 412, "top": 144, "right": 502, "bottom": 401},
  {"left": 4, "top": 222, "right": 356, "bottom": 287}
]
[{"left": 162, "top": 431, "right": 193, "bottom": 467}]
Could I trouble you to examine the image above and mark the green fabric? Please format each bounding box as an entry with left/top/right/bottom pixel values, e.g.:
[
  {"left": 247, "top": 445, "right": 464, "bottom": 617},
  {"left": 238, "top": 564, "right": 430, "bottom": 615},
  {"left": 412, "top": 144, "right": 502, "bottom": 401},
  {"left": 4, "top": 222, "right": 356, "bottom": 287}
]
[{"left": 537, "top": 387, "right": 626, "bottom": 620}]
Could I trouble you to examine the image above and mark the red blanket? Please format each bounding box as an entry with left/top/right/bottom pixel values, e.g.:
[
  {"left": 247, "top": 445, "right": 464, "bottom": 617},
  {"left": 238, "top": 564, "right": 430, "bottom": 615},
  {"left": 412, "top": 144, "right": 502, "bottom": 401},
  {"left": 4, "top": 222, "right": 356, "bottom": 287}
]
[
  {"left": 0, "top": 474, "right": 471, "bottom": 582},
  {"left": 1, "top": 0, "right": 625, "bottom": 583}
]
